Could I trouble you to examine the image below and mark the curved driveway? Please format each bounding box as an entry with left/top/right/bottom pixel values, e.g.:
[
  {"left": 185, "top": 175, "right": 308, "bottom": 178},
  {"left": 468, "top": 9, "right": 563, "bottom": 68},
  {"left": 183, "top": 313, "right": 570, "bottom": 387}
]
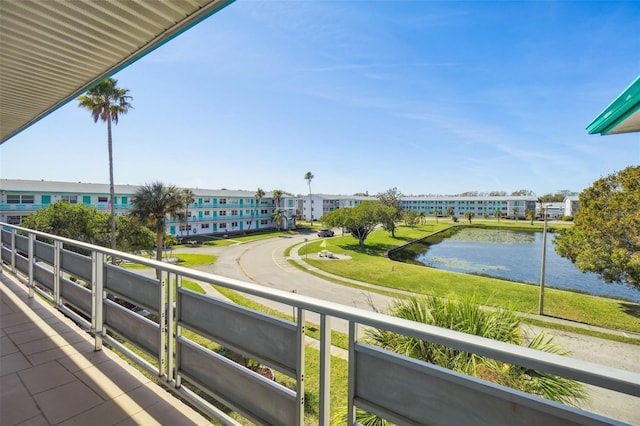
[{"left": 173, "top": 231, "right": 640, "bottom": 423}]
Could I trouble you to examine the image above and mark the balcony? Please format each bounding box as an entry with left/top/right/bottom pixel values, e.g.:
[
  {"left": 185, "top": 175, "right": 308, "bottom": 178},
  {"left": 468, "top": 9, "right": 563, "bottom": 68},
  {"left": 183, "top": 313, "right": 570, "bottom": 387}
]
[{"left": 1, "top": 222, "right": 638, "bottom": 425}]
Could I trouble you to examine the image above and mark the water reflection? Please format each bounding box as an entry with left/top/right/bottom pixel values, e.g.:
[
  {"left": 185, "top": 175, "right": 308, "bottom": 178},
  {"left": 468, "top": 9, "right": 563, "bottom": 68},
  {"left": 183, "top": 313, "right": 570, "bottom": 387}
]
[{"left": 413, "top": 228, "right": 640, "bottom": 302}]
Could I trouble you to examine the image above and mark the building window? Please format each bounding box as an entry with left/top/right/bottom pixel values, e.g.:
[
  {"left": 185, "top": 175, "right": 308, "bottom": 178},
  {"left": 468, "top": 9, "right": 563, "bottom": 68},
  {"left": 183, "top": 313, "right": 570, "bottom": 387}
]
[
  {"left": 219, "top": 223, "right": 227, "bottom": 229},
  {"left": 219, "top": 198, "right": 227, "bottom": 205},
  {"left": 219, "top": 211, "right": 227, "bottom": 216},
  {"left": 7, "top": 216, "right": 21, "bottom": 224},
  {"left": 231, "top": 210, "right": 238, "bottom": 215},
  {"left": 260, "top": 209, "right": 268, "bottom": 215},
  {"left": 6, "top": 194, "right": 34, "bottom": 204},
  {"left": 201, "top": 224, "right": 210, "bottom": 229},
  {"left": 203, "top": 198, "right": 210, "bottom": 203},
  {"left": 61, "top": 195, "right": 78, "bottom": 204},
  {"left": 231, "top": 221, "right": 238, "bottom": 227},
  {"left": 98, "top": 196, "right": 108, "bottom": 203},
  {"left": 204, "top": 210, "right": 210, "bottom": 216},
  {"left": 179, "top": 225, "right": 192, "bottom": 231},
  {"left": 260, "top": 219, "right": 268, "bottom": 225},
  {"left": 245, "top": 210, "right": 251, "bottom": 215}
]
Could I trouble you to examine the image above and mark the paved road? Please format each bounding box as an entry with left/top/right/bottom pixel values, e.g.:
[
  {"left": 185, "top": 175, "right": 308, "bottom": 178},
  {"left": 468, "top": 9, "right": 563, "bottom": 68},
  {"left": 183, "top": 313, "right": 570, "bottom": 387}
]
[{"left": 173, "top": 231, "right": 640, "bottom": 424}]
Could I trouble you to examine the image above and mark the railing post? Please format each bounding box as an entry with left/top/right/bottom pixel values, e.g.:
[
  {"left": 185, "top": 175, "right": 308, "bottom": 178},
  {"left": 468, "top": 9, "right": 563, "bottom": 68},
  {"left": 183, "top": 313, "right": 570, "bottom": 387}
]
[
  {"left": 92, "top": 251, "right": 105, "bottom": 351},
  {"left": 296, "top": 309, "right": 306, "bottom": 425},
  {"left": 10, "top": 228, "right": 16, "bottom": 274},
  {"left": 53, "top": 240, "right": 61, "bottom": 306},
  {"left": 27, "top": 233, "right": 34, "bottom": 298},
  {"left": 347, "top": 321, "right": 357, "bottom": 426},
  {"left": 174, "top": 274, "right": 183, "bottom": 389},
  {"left": 159, "top": 270, "right": 167, "bottom": 379},
  {"left": 167, "top": 273, "right": 179, "bottom": 384},
  {"left": 319, "top": 314, "right": 331, "bottom": 426}
]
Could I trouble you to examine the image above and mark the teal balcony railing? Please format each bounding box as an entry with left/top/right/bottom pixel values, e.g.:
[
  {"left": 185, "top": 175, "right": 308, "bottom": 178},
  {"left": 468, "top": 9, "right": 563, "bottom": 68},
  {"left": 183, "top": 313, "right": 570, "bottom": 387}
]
[{"left": 1, "top": 222, "right": 638, "bottom": 425}]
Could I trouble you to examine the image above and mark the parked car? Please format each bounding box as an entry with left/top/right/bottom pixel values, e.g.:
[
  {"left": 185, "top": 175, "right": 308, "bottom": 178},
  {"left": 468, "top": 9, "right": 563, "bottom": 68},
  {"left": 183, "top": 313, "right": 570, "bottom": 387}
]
[{"left": 317, "top": 229, "right": 334, "bottom": 237}]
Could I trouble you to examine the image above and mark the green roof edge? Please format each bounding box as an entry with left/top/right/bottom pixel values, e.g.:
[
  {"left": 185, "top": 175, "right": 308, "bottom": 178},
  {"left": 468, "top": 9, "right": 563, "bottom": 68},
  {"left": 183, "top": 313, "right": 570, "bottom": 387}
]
[{"left": 586, "top": 76, "right": 640, "bottom": 135}]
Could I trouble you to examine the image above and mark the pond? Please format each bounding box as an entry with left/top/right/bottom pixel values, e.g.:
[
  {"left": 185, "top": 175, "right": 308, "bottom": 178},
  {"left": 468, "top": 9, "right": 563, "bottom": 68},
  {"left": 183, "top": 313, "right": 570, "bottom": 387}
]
[{"left": 413, "top": 228, "right": 640, "bottom": 302}]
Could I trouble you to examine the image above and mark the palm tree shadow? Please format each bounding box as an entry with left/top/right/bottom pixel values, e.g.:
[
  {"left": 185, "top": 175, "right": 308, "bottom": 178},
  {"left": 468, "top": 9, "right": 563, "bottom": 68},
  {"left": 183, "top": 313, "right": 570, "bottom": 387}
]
[{"left": 620, "top": 302, "right": 640, "bottom": 319}]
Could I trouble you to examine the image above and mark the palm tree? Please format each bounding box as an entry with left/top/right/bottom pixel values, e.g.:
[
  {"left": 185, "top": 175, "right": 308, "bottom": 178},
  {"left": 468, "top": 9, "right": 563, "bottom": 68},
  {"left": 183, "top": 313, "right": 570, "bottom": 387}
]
[
  {"left": 464, "top": 210, "right": 475, "bottom": 224},
  {"left": 365, "top": 296, "right": 586, "bottom": 405},
  {"left": 271, "top": 208, "right": 285, "bottom": 231},
  {"left": 446, "top": 206, "right": 455, "bottom": 221},
  {"left": 494, "top": 208, "right": 502, "bottom": 223},
  {"left": 130, "top": 182, "right": 182, "bottom": 277},
  {"left": 525, "top": 208, "right": 535, "bottom": 225},
  {"left": 247, "top": 187, "right": 265, "bottom": 231},
  {"left": 179, "top": 188, "right": 195, "bottom": 240},
  {"left": 512, "top": 207, "right": 519, "bottom": 221},
  {"left": 271, "top": 189, "right": 284, "bottom": 209},
  {"left": 78, "top": 78, "right": 132, "bottom": 250},
  {"left": 304, "top": 171, "right": 314, "bottom": 223}
]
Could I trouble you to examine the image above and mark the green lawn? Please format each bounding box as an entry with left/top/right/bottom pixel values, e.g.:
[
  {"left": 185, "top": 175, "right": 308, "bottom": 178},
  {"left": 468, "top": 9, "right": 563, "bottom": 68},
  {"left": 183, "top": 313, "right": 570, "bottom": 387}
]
[
  {"left": 300, "top": 222, "right": 640, "bottom": 333},
  {"left": 121, "top": 253, "right": 217, "bottom": 269}
]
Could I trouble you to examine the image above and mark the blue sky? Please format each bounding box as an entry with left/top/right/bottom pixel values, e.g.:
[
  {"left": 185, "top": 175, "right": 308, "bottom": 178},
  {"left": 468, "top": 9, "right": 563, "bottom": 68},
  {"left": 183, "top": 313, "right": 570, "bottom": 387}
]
[{"left": 1, "top": 1, "right": 639, "bottom": 197}]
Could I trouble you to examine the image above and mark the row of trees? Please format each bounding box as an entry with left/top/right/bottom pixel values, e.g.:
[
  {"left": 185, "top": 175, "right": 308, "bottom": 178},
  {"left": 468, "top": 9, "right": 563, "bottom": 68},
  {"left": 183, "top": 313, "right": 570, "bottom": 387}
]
[
  {"left": 393, "top": 189, "right": 578, "bottom": 198},
  {"left": 22, "top": 183, "right": 192, "bottom": 271}
]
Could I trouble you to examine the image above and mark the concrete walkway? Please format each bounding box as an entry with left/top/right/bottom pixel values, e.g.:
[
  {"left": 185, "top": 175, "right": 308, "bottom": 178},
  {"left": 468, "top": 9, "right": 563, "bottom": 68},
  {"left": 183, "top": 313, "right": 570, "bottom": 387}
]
[{"left": 0, "top": 272, "right": 210, "bottom": 426}]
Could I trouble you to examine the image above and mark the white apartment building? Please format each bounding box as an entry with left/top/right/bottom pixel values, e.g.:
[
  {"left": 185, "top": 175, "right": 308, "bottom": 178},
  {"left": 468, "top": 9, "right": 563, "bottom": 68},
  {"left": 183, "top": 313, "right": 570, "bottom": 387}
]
[
  {"left": 297, "top": 193, "right": 538, "bottom": 220},
  {"left": 0, "top": 179, "right": 296, "bottom": 237}
]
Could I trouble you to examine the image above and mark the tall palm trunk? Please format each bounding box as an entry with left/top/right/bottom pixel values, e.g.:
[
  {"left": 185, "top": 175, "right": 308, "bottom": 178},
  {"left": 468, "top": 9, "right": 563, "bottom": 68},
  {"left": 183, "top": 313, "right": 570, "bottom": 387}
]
[
  {"left": 155, "top": 230, "right": 164, "bottom": 279},
  {"left": 308, "top": 184, "right": 312, "bottom": 223},
  {"left": 107, "top": 115, "right": 116, "bottom": 250}
]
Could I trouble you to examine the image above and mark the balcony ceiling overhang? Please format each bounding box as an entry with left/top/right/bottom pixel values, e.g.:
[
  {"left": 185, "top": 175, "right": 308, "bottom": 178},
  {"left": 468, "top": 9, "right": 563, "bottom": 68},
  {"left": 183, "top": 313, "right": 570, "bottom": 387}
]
[
  {"left": 0, "top": 0, "right": 234, "bottom": 144},
  {"left": 586, "top": 76, "right": 640, "bottom": 135}
]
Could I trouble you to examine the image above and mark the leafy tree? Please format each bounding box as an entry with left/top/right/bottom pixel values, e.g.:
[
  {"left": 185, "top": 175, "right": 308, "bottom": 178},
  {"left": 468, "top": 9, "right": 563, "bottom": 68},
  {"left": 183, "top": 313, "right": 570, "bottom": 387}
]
[
  {"left": 539, "top": 190, "right": 577, "bottom": 203},
  {"left": 512, "top": 207, "right": 519, "bottom": 220},
  {"left": 377, "top": 187, "right": 403, "bottom": 237},
  {"left": 77, "top": 78, "right": 132, "bottom": 250},
  {"left": 115, "top": 214, "right": 155, "bottom": 254},
  {"left": 494, "top": 208, "right": 502, "bottom": 223},
  {"left": 21, "top": 201, "right": 110, "bottom": 247},
  {"left": 511, "top": 189, "right": 535, "bottom": 196},
  {"left": 464, "top": 210, "right": 475, "bottom": 224},
  {"left": 21, "top": 202, "right": 152, "bottom": 256},
  {"left": 404, "top": 210, "right": 419, "bottom": 228},
  {"left": 366, "top": 296, "right": 586, "bottom": 405},
  {"left": 489, "top": 191, "right": 507, "bottom": 196},
  {"left": 130, "top": 182, "right": 183, "bottom": 275},
  {"left": 555, "top": 165, "right": 640, "bottom": 287},
  {"left": 418, "top": 210, "right": 425, "bottom": 225},
  {"left": 322, "top": 201, "right": 388, "bottom": 246},
  {"left": 525, "top": 208, "right": 535, "bottom": 225},
  {"left": 304, "top": 171, "right": 314, "bottom": 222},
  {"left": 247, "top": 187, "right": 265, "bottom": 231}
]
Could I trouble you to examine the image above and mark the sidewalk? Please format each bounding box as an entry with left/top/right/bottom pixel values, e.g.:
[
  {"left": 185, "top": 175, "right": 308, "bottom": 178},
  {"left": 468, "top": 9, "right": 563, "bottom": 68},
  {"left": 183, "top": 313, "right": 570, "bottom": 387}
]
[{"left": 0, "top": 272, "right": 211, "bottom": 426}]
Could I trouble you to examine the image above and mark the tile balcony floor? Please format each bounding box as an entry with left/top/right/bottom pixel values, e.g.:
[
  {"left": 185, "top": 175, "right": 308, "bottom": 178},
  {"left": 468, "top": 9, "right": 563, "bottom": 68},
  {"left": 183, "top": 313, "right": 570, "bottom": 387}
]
[{"left": 0, "top": 271, "right": 211, "bottom": 426}]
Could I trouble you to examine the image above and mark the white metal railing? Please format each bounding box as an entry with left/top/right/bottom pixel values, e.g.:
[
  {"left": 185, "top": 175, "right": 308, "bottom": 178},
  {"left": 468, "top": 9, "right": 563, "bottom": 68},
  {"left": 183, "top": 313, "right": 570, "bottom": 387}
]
[{"left": 1, "top": 222, "right": 638, "bottom": 425}]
